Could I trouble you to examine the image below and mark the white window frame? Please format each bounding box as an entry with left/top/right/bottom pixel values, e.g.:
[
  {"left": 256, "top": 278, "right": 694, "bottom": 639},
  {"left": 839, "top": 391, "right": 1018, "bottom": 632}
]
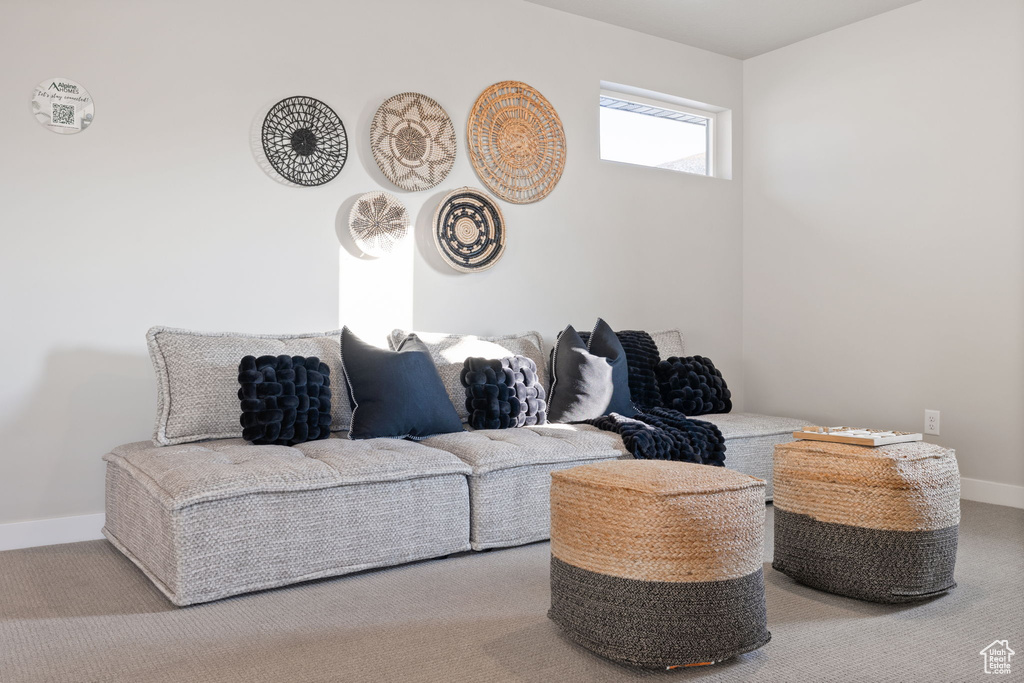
[{"left": 599, "top": 82, "right": 732, "bottom": 180}]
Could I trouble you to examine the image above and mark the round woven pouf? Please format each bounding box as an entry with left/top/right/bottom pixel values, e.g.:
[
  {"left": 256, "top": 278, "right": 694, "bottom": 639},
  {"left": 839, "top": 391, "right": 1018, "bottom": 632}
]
[
  {"left": 772, "top": 440, "right": 960, "bottom": 603},
  {"left": 548, "top": 460, "right": 770, "bottom": 669}
]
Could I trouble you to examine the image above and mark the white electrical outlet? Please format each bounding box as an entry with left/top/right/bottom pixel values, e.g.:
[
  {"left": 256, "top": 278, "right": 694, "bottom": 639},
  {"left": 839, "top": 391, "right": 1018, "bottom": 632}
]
[{"left": 925, "top": 409, "right": 940, "bottom": 435}]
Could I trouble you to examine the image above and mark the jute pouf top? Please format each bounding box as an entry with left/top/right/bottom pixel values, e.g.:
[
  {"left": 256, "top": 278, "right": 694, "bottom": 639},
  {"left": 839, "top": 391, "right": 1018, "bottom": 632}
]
[
  {"left": 551, "top": 460, "right": 766, "bottom": 583},
  {"left": 773, "top": 440, "right": 960, "bottom": 603},
  {"left": 549, "top": 460, "right": 770, "bottom": 669}
]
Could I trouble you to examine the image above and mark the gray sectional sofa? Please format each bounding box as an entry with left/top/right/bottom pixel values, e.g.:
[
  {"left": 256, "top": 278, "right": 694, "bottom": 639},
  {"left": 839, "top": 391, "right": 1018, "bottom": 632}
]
[{"left": 103, "top": 327, "right": 805, "bottom": 606}]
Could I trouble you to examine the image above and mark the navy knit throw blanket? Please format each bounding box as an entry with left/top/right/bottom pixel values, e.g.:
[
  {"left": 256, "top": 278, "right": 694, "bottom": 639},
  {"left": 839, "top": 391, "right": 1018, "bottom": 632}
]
[{"left": 580, "top": 330, "right": 726, "bottom": 466}]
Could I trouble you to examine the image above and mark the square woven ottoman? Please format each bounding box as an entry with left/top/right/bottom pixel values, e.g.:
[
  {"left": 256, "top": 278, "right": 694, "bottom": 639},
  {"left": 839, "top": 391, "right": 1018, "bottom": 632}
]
[
  {"left": 548, "top": 460, "right": 770, "bottom": 669},
  {"left": 772, "top": 440, "right": 960, "bottom": 603}
]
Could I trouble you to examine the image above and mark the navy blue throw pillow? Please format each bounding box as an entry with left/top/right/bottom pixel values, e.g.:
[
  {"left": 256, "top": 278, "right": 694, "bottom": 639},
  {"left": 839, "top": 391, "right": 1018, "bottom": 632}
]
[
  {"left": 238, "top": 354, "right": 332, "bottom": 445},
  {"left": 656, "top": 355, "right": 733, "bottom": 416},
  {"left": 340, "top": 327, "right": 464, "bottom": 440},
  {"left": 587, "top": 318, "right": 636, "bottom": 418}
]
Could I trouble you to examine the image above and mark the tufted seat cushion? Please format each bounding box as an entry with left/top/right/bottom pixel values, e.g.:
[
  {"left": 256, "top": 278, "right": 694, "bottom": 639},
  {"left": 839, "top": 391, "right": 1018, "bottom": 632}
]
[
  {"left": 106, "top": 437, "right": 471, "bottom": 510},
  {"left": 420, "top": 424, "right": 627, "bottom": 473},
  {"left": 103, "top": 436, "right": 471, "bottom": 606},
  {"left": 420, "top": 424, "right": 629, "bottom": 549}
]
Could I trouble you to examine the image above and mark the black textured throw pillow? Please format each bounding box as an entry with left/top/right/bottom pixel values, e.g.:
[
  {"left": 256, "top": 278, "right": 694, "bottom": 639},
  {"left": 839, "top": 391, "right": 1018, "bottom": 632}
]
[
  {"left": 616, "top": 331, "right": 663, "bottom": 410},
  {"left": 461, "top": 358, "right": 516, "bottom": 430},
  {"left": 656, "top": 355, "right": 732, "bottom": 416},
  {"left": 238, "top": 354, "right": 332, "bottom": 445},
  {"left": 461, "top": 355, "right": 547, "bottom": 430},
  {"left": 341, "top": 327, "right": 463, "bottom": 440}
]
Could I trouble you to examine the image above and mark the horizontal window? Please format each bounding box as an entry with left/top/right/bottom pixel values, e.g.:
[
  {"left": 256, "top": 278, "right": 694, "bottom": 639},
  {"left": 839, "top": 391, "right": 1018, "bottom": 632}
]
[{"left": 600, "top": 86, "right": 727, "bottom": 178}]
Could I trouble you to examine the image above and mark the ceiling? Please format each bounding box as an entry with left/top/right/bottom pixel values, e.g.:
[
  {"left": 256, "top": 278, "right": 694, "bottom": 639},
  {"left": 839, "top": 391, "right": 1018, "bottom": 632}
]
[{"left": 523, "top": 0, "right": 921, "bottom": 59}]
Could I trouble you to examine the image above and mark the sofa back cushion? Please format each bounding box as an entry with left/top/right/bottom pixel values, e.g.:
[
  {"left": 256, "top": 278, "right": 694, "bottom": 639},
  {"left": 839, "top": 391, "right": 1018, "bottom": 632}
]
[
  {"left": 147, "top": 327, "right": 350, "bottom": 446},
  {"left": 650, "top": 329, "right": 685, "bottom": 359},
  {"left": 389, "top": 329, "right": 546, "bottom": 423}
]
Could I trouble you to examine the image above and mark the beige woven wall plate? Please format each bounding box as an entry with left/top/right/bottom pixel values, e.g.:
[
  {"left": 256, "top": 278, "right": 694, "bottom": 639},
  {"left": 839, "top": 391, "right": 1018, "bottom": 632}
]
[
  {"left": 433, "top": 187, "right": 506, "bottom": 272},
  {"left": 370, "top": 92, "right": 457, "bottom": 191},
  {"left": 467, "top": 81, "right": 567, "bottom": 204},
  {"left": 348, "top": 191, "right": 410, "bottom": 258}
]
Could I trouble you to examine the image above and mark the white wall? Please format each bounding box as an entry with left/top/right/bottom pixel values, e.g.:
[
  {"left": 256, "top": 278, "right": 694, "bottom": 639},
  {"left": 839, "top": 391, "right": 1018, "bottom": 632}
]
[
  {"left": 0, "top": 0, "right": 744, "bottom": 524},
  {"left": 743, "top": 0, "right": 1024, "bottom": 488}
]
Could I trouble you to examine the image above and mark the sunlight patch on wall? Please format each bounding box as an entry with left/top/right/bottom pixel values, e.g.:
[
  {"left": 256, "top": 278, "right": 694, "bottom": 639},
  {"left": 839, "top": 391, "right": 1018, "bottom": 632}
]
[{"left": 339, "top": 238, "right": 413, "bottom": 348}]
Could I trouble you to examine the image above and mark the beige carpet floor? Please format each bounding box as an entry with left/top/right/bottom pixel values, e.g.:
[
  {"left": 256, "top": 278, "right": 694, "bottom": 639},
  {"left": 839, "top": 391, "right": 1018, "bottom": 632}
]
[{"left": 1, "top": 500, "right": 1021, "bottom": 683}]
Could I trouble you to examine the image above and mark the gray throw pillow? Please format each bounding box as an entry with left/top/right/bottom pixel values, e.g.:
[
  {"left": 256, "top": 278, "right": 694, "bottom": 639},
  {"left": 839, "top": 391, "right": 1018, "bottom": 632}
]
[
  {"left": 588, "top": 318, "right": 636, "bottom": 418},
  {"left": 547, "top": 325, "right": 614, "bottom": 423}
]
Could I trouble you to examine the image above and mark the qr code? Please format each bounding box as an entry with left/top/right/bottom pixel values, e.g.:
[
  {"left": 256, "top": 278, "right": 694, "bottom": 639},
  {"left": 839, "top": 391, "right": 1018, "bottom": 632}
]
[{"left": 51, "top": 103, "right": 75, "bottom": 127}]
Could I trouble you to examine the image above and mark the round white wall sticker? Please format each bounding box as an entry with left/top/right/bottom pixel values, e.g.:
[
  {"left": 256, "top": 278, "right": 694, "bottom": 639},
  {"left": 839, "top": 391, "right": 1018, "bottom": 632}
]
[{"left": 32, "top": 78, "right": 94, "bottom": 134}]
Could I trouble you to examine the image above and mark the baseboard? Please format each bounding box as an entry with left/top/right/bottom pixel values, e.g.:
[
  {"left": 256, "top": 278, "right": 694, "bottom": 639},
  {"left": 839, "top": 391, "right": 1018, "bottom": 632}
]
[
  {"left": 0, "top": 513, "right": 106, "bottom": 551},
  {"left": 960, "top": 478, "right": 1024, "bottom": 510}
]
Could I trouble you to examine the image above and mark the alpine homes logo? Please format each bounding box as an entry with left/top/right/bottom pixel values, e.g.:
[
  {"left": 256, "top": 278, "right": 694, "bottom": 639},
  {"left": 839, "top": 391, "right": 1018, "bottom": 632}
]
[
  {"left": 980, "top": 640, "right": 1014, "bottom": 675},
  {"left": 49, "top": 81, "right": 79, "bottom": 94}
]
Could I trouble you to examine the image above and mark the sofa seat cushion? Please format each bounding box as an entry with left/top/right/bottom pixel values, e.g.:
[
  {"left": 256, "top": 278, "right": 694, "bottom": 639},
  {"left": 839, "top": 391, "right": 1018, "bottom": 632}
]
[
  {"left": 696, "top": 413, "right": 807, "bottom": 499},
  {"left": 696, "top": 412, "right": 806, "bottom": 439},
  {"left": 103, "top": 436, "right": 472, "bottom": 606},
  {"left": 420, "top": 425, "right": 629, "bottom": 550},
  {"left": 419, "top": 423, "right": 629, "bottom": 475},
  {"left": 105, "top": 436, "right": 472, "bottom": 511}
]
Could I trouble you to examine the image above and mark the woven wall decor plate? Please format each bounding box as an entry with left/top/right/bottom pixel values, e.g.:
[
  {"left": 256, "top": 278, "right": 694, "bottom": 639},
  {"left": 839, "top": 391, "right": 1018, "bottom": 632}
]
[
  {"left": 371, "top": 92, "right": 457, "bottom": 191},
  {"left": 348, "top": 191, "right": 410, "bottom": 258},
  {"left": 467, "top": 81, "right": 567, "bottom": 204},
  {"left": 433, "top": 187, "right": 506, "bottom": 272},
  {"left": 261, "top": 96, "right": 347, "bottom": 186}
]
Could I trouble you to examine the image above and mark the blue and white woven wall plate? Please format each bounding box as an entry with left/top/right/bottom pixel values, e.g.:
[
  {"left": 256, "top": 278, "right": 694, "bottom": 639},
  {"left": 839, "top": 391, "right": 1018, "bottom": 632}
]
[{"left": 432, "top": 187, "right": 506, "bottom": 273}]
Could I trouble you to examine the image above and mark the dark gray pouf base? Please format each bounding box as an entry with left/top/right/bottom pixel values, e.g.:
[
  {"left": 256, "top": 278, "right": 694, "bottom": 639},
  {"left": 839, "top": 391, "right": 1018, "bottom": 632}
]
[
  {"left": 772, "top": 507, "right": 958, "bottom": 604},
  {"left": 548, "top": 556, "right": 770, "bottom": 669}
]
